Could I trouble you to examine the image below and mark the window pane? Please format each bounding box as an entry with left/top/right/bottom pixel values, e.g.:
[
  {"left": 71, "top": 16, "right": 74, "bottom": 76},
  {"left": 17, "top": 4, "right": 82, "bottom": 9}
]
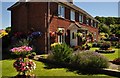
[
  {"left": 71, "top": 10, "right": 75, "bottom": 21},
  {"left": 79, "top": 14, "right": 83, "bottom": 23},
  {"left": 58, "top": 5, "right": 65, "bottom": 18}
]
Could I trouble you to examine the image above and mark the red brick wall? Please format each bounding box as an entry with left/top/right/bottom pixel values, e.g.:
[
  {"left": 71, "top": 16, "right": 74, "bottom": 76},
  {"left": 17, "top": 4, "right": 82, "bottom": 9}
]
[
  {"left": 11, "top": 3, "right": 28, "bottom": 33},
  {"left": 65, "top": 7, "right": 70, "bottom": 20},
  {"left": 11, "top": 2, "right": 49, "bottom": 53},
  {"left": 27, "top": 2, "right": 48, "bottom": 53},
  {"left": 75, "top": 12, "right": 79, "bottom": 22}
]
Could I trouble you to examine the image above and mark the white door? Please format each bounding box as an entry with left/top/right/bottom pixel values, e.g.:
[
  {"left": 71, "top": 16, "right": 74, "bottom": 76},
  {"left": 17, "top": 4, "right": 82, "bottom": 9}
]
[{"left": 70, "top": 29, "right": 77, "bottom": 46}]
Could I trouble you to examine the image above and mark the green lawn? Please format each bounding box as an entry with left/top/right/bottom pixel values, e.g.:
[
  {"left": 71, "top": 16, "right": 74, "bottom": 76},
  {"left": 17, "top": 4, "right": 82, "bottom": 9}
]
[
  {"left": 90, "top": 48, "right": 120, "bottom": 61},
  {"left": 1, "top": 47, "right": 119, "bottom": 77},
  {"left": 1, "top": 59, "right": 115, "bottom": 77},
  {"left": 1, "top": 59, "right": 78, "bottom": 76}
]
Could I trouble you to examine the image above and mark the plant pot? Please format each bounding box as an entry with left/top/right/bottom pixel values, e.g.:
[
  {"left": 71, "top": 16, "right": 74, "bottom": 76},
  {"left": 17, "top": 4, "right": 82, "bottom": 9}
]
[{"left": 15, "top": 75, "right": 36, "bottom": 78}]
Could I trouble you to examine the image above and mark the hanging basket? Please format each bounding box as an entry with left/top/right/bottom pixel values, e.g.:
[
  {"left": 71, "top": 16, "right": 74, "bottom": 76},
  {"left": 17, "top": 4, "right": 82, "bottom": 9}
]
[{"left": 56, "top": 30, "right": 63, "bottom": 35}]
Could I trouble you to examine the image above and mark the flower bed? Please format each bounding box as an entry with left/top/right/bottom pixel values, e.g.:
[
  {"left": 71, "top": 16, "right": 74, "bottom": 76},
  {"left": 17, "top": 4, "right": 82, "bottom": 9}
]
[
  {"left": 95, "top": 49, "right": 115, "bottom": 53},
  {"left": 48, "top": 43, "right": 109, "bottom": 69},
  {"left": 111, "top": 58, "right": 120, "bottom": 65}
]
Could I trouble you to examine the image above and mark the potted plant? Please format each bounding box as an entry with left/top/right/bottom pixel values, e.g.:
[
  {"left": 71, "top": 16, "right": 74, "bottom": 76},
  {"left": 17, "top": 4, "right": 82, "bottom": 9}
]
[{"left": 10, "top": 46, "right": 36, "bottom": 77}]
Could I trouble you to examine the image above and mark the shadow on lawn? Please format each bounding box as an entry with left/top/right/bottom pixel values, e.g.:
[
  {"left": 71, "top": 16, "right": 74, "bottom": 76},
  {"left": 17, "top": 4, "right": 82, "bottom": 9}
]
[{"left": 37, "top": 58, "right": 120, "bottom": 77}]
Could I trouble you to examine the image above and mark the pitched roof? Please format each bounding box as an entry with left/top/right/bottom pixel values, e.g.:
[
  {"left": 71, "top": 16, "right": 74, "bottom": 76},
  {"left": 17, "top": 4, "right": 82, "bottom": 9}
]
[{"left": 7, "top": 0, "right": 99, "bottom": 22}]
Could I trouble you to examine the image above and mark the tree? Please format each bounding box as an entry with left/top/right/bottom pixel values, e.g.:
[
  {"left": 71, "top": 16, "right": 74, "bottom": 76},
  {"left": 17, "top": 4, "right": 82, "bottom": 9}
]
[
  {"left": 105, "top": 17, "right": 115, "bottom": 26},
  {"left": 95, "top": 16, "right": 105, "bottom": 23},
  {"left": 99, "top": 24, "right": 110, "bottom": 35},
  {"left": 5, "top": 27, "right": 11, "bottom": 33}
]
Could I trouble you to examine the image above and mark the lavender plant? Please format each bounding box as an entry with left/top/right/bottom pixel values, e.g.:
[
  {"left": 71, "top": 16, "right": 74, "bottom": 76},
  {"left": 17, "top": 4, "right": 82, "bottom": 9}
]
[{"left": 71, "top": 51, "right": 109, "bottom": 69}]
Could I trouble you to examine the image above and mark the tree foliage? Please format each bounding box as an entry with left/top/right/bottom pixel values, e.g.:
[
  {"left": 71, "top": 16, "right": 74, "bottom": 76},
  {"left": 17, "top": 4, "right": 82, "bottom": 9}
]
[{"left": 95, "top": 16, "right": 120, "bottom": 38}]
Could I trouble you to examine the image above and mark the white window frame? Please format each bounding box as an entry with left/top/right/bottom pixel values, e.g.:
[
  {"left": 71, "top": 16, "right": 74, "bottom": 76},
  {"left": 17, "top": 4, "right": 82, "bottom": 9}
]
[
  {"left": 58, "top": 4, "right": 65, "bottom": 18},
  {"left": 70, "top": 10, "right": 75, "bottom": 21},
  {"left": 94, "top": 22, "right": 97, "bottom": 28},
  {"left": 79, "top": 13, "right": 83, "bottom": 23},
  {"left": 86, "top": 18, "right": 89, "bottom": 25},
  {"left": 94, "top": 32, "right": 96, "bottom": 41},
  {"left": 57, "top": 28, "right": 65, "bottom": 43}
]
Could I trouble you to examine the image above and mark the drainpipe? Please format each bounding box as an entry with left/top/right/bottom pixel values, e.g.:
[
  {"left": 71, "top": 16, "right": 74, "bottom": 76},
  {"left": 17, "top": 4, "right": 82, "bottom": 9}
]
[{"left": 47, "top": 2, "right": 50, "bottom": 53}]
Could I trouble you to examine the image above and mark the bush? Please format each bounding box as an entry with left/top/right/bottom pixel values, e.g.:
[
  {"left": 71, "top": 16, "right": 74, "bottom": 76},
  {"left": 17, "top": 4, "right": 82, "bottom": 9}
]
[
  {"left": 100, "top": 41, "right": 111, "bottom": 50},
  {"left": 115, "top": 43, "right": 120, "bottom": 48},
  {"left": 48, "top": 43, "right": 73, "bottom": 63},
  {"left": 92, "top": 42, "right": 102, "bottom": 47},
  {"left": 112, "top": 58, "right": 120, "bottom": 65},
  {"left": 82, "top": 43, "right": 91, "bottom": 50},
  {"left": 12, "top": 39, "right": 29, "bottom": 47},
  {"left": 27, "top": 52, "right": 36, "bottom": 59},
  {"left": 73, "top": 46, "right": 82, "bottom": 51},
  {"left": 71, "top": 51, "right": 109, "bottom": 69}
]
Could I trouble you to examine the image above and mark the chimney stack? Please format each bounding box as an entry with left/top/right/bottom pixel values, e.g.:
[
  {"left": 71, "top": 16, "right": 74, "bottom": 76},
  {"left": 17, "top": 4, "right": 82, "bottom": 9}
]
[{"left": 69, "top": 0, "right": 73, "bottom": 4}]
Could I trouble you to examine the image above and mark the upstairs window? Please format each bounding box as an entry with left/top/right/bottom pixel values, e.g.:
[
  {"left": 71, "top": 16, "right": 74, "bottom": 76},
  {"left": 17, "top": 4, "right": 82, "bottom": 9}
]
[
  {"left": 86, "top": 18, "right": 89, "bottom": 25},
  {"left": 94, "top": 22, "right": 97, "bottom": 28},
  {"left": 91, "top": 20, "right": 93, "bottom": 26},
  {"left": 79, "top": 14, "right": 83, "bottom": 23},
  {"left": 58, "top": 4, "right": 65, "bottom": 18},
  {"left": 71, "top": 10, "right": 75, "bottom": 21}
]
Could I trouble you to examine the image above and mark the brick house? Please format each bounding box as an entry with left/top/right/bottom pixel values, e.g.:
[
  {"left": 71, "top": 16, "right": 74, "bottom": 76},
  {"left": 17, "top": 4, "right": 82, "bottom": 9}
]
[{"left": 8, "top": 0, "right": 99, "bottom": 53}]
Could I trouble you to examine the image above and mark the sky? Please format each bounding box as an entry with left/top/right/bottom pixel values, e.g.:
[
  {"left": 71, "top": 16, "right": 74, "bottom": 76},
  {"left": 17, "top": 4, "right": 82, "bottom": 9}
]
[{"left": 0, "top": 0, "right": 119, "bottom": 29}]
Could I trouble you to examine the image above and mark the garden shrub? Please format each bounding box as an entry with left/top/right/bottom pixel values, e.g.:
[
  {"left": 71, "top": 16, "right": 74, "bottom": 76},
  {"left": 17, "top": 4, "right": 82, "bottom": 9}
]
[
  {"left": 100, "top": 41, "right": 111, "bottom": 50},
  {"left": 49, "top": 43, "right": 73, "bottom": 63},
  {"left": 112, "top": 58, "right": 120, "bottom": 65},
  {"left": 115, "top": 43, "right": 120, "bottom": 48},
  {"left": 71, "top": 51, "right": 109, "bottom": 69},
  {"left": 92, "top": 42, "right": 102, "bottom": 47},
  {"left": 82, "top": 43, "right": 91, "bottom": 50},
  {"left": 73, "top": 46, "right": 82, "bottom": 51},
  {"left": 12, "top": 39, "right": 30, "bottom": 47}
]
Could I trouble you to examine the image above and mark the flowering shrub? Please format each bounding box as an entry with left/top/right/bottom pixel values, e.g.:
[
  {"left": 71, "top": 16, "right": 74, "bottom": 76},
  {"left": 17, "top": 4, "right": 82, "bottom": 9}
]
[
  {"left": 13, "top": 58, "right": 36, "bottom": 74},
  {"left": 0, "top": 30, "right": 8, "bottom": 38},
  {"left": 75, "top": 32, "right": 83, "bottom": 37},
  {"left": 51, "top": 43, "right": 61, "bottom": 47},
  {"left": 71, "top": 51, "right": 109, "bottom": 69},
  {"left": 50, "top": 31, "right": 56, "bottom": 37},
  {"left": 10, "top": 46, "right": 32, "bottom": 57}
]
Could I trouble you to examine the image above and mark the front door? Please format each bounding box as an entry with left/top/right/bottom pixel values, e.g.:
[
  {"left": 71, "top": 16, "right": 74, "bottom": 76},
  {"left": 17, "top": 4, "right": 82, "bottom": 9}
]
[{"left": 70, "top": 29, "right": 77, "bottom": 46}]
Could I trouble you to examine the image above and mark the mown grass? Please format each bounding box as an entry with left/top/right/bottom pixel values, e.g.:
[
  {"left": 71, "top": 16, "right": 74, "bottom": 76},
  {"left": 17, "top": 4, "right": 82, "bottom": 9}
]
[
  {"left": 90, "top": 47, "right": 120, "bottom": 61},
  {"left": 1, "top": 59, "right": 115, "bottom": 77}
]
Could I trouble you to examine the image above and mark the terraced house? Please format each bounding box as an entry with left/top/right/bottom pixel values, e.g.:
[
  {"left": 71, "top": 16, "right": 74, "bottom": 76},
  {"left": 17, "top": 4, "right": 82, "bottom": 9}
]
[{"left": 8, "top": 0, "right": 99, "bottom": 53}]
